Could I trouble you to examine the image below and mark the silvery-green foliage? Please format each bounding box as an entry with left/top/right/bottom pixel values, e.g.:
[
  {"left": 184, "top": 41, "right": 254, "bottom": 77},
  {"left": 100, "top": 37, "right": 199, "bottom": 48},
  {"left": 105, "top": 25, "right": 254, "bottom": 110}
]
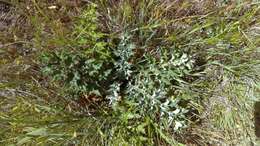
[
  {"left": 122, "top": 48, "right": 194, "bottom": 129},
  {"left": 42, "top": 4, "right": 195, "bottom": 133},
  {"left": 107, "top": 82, "right": 121, "bottom": 105},
  {"left": 113, "top": 33, "right": 135, "bottom": 80},
  {"left": 105, "top": 33, "right": 135, "bottom": 105}
]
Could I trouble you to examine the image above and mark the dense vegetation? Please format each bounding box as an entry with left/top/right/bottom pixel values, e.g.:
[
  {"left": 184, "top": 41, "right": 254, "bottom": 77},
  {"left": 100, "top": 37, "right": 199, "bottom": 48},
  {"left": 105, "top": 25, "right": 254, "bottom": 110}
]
[{"left": 0, "top": 0, "right": 259, "bottom": 145}]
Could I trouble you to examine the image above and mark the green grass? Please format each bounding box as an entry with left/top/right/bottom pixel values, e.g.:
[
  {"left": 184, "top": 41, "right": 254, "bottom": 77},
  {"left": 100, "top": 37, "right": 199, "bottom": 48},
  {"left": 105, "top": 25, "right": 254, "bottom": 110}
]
[{"left": 0, "top": 0, "right": 260, "bottom": 145}]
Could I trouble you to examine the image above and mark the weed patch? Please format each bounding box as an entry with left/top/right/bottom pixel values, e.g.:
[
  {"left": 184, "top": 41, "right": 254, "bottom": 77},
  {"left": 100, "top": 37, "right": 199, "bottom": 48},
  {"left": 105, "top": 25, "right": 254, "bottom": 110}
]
[{"left": 0, "top": 0, "right": 259, "bottom": 145}]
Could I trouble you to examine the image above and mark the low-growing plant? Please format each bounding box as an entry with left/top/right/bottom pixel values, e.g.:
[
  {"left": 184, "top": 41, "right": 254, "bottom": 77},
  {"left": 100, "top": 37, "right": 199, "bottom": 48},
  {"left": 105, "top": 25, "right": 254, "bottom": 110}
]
[
  {"left": 0, "top": 0, "right": 257, "bottom": 145},
  {"left": 40, "top": 0, "right": 260, "bottom": 144},
  {"left": 41, "top": 3, "right": 201, "bottom": 144}
]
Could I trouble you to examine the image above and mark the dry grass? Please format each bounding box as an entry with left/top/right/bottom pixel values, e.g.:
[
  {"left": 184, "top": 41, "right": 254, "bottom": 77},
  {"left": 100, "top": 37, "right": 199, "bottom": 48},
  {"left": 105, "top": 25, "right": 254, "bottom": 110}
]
[{"left": 0, "top": 0, "right": 259, "bottom": 145}]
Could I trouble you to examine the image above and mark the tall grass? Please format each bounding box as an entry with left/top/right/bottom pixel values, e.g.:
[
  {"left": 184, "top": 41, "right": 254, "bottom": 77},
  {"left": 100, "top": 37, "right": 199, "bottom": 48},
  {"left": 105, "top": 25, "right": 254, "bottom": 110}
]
[{"left": 0, "top": 0, "right": 259, "bottom": 145}]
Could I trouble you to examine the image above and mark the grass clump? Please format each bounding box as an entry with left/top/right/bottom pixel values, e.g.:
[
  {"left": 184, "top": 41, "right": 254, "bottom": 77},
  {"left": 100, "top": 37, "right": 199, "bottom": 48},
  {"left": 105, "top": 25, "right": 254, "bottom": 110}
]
[{"left": 0, "top": 0, "right": 260, "bottom": 145}]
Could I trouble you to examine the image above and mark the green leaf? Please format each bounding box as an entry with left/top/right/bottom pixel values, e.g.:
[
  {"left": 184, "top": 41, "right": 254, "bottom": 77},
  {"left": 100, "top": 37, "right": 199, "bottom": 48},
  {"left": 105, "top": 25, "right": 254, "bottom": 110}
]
[
  {"left": 122, "top": 113, "right": 141, "bottom": 120},
  {"left": 136, "top": 122, "right": 148, "bottom": 134},
  {"left": 17, "top": 137, "right": 32, "bottom": 145},
  {"left": 26, "top": 128, "right": 47, "bottom": 136}
]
